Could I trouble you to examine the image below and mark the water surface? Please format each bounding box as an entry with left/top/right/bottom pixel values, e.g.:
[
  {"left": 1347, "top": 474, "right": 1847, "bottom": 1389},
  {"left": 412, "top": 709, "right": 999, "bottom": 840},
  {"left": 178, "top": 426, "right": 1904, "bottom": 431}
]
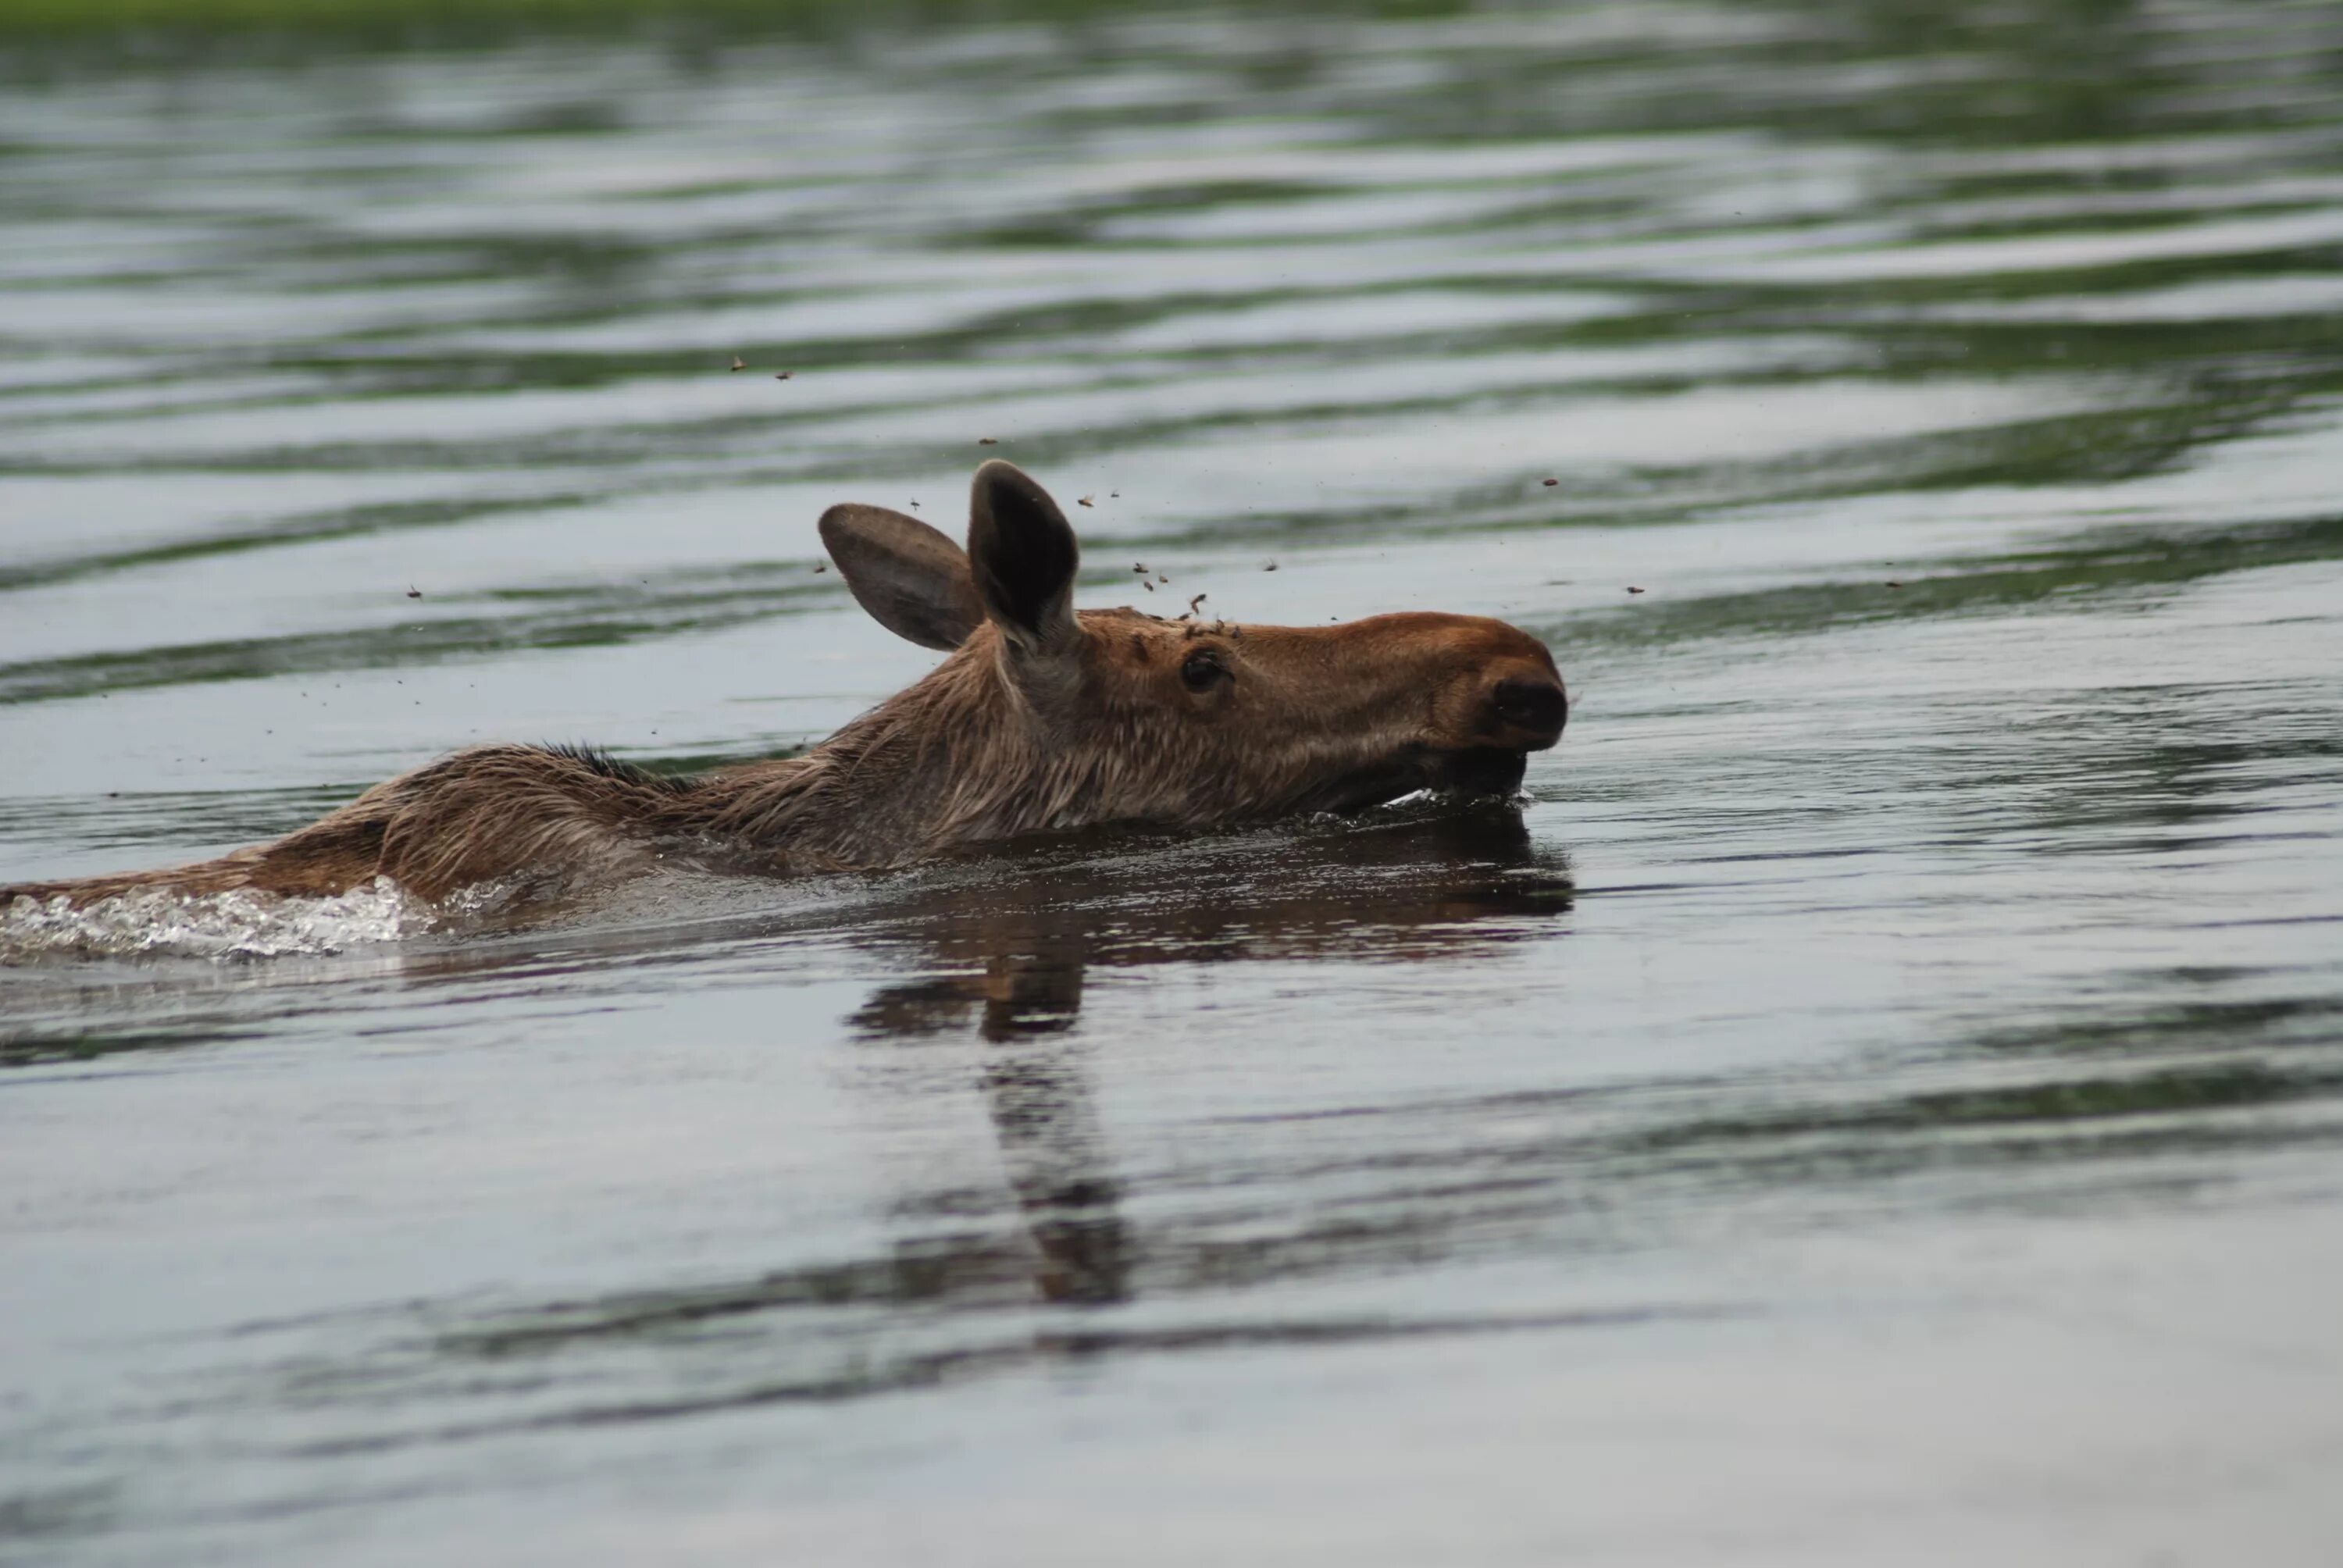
[{"left": 4, "top": 3, "right": 2343, "bottom": 1563}]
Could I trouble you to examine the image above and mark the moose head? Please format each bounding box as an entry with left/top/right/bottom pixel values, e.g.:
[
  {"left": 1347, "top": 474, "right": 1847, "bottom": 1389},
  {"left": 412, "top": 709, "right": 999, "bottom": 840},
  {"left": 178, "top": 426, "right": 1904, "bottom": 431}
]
[{"left": 785, "top": 460, "right": 1569, "bottom": 855}]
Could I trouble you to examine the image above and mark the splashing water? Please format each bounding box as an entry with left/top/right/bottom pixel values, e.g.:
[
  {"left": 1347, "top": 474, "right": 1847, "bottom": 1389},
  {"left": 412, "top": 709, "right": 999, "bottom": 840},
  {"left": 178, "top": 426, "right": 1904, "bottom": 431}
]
[{"left": 0, "top": 876, "right": 431, "bottom": 961}]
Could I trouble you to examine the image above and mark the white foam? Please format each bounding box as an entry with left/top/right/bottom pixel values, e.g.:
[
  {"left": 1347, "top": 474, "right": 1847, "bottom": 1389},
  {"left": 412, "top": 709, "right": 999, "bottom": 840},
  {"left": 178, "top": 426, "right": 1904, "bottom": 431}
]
[{"left": 0, "top": 876, "right": 433, "bottom": 962}]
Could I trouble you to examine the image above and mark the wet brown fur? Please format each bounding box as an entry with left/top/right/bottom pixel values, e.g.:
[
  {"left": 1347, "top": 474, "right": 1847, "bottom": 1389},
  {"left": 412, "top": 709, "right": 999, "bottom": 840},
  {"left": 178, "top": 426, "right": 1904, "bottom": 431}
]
[{"left": 3, "top": 465, "right": 1565, "bottom": 913}]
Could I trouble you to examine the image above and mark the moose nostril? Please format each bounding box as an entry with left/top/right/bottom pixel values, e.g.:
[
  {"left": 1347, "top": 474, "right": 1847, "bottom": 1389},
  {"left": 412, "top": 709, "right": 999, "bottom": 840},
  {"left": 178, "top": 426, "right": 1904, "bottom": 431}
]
[{"left": 1492, "top": 677, "right": 1567, "bottom": 736}]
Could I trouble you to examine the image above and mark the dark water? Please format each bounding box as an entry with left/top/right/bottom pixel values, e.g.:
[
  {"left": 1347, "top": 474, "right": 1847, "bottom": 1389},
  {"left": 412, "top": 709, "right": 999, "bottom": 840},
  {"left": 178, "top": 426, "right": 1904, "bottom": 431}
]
[{"left": 4, "top": 3, "right": 2343, "bottom": 1562}]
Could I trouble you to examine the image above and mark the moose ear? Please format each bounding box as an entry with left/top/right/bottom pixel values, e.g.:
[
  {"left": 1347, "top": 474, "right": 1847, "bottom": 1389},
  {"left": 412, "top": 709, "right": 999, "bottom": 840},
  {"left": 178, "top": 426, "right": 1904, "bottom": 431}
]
[
  {"left": 818, "top": 504, "right": 985, "bottom": 650},
  {"left": 966, "top": 460, "right": 1079, "bottom": 652}
]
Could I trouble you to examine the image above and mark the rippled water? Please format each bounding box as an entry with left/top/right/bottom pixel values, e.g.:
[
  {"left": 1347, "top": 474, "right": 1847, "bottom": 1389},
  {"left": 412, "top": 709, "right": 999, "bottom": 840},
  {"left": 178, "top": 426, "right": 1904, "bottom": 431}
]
[{"left": 5, "top": 2, "right": 2343, "bottom": 1562}]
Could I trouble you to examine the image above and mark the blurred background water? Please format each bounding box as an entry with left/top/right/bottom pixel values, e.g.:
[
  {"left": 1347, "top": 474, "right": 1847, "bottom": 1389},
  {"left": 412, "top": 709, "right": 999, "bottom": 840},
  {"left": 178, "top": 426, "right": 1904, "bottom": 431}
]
[{"left": 2, "top": 1, "right": 2341, "bottom": 1562}]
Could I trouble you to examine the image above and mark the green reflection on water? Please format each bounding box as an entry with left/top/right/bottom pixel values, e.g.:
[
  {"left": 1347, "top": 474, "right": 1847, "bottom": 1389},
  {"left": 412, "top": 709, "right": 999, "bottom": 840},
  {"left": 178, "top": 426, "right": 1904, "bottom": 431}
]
[
  {"left": 1552, "top": 513, "right": 2343, "bottom": 653},
  {"left": 0, "top": 572, "right": 834, "bottom": 704}
]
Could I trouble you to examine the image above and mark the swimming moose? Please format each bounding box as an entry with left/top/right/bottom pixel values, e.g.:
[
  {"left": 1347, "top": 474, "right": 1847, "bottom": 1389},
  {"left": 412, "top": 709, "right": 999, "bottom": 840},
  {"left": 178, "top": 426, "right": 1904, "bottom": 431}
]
[{"left": 1, "top": 463, "right": 1567, "bottom": 911}]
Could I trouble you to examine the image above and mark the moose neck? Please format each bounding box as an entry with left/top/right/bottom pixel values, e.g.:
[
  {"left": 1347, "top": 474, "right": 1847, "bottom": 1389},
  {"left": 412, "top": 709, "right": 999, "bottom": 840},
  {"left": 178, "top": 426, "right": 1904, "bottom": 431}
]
[{"left": 696, "top": 631, "right": 1065, "bottom": 870}]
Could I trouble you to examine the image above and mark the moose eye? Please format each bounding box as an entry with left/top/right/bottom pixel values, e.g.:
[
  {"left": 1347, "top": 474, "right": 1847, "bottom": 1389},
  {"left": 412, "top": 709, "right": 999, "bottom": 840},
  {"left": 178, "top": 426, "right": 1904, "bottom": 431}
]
[{"left": 1179, "top": 650, "right": 1228, "bottom": 693}]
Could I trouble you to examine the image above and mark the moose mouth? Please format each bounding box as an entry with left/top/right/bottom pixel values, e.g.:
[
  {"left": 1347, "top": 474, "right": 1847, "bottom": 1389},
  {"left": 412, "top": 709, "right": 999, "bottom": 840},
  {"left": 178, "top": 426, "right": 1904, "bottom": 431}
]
[
  {"left": 1297, "top": 747, "right": 1530, "bottom": 814},
  {"left": 1427, "top": 746, "right": 1531, "bottom": 798}
]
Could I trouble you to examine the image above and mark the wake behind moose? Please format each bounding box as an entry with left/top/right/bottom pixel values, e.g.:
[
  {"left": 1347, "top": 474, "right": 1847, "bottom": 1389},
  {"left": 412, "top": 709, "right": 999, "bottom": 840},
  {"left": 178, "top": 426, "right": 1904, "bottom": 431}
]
[{"left": 1, "top": 462, "right": 1567, "bottom": 912}]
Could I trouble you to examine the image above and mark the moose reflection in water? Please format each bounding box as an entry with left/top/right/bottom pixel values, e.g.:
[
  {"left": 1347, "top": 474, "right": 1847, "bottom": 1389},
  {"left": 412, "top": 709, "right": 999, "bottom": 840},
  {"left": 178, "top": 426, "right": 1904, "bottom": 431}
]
[
  {"left": 845, "top": 804, "right": 1574, "bottom": 1307},
  {"left": 432, "top": 806, "right": 1574, "bottom": 1366}
]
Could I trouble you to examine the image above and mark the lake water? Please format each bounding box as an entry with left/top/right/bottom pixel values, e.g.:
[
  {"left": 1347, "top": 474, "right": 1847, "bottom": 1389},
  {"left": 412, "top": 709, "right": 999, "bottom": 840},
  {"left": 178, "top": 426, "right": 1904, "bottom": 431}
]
[{"left": 4, "top": 2, "right": 2342, "bottom": 1562}]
